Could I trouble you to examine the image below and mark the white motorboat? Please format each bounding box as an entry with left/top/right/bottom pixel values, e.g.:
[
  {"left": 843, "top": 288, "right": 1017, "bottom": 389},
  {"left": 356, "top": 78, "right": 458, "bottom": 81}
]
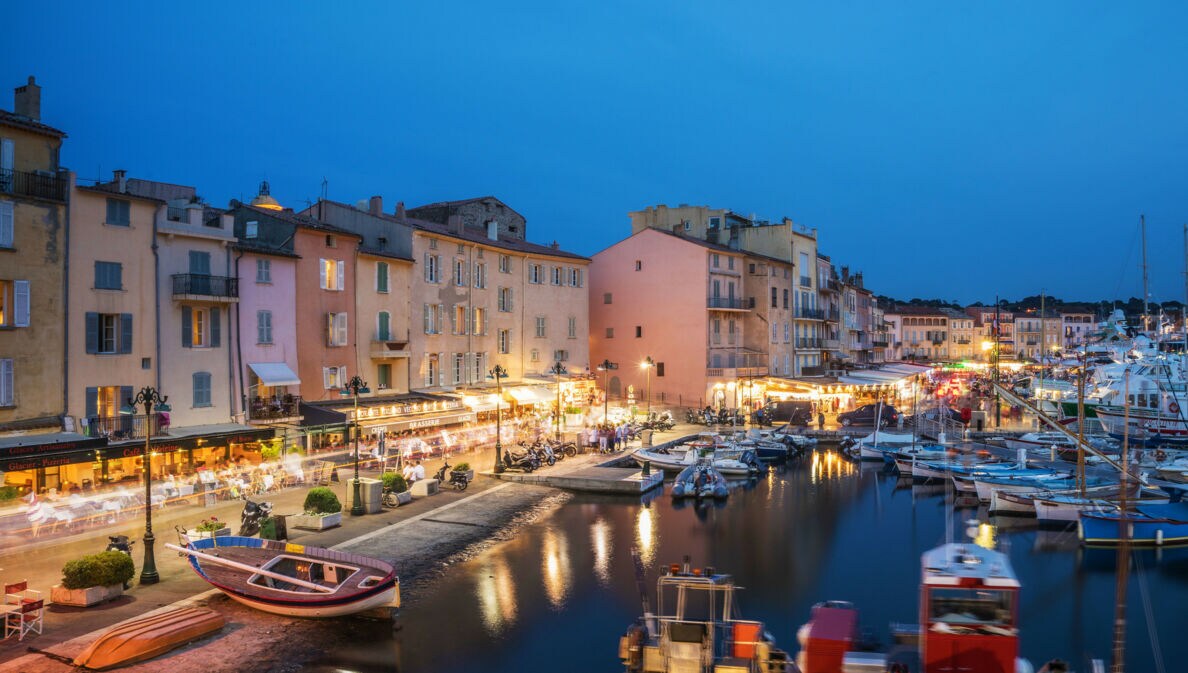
[{"left": 632, "top": 447, "right": 761, "bottom": 477}]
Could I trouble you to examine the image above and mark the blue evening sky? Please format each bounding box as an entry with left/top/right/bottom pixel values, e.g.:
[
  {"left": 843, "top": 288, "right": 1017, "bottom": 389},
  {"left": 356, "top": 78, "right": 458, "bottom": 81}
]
[{"left": 8, "top": 2, "right": 1188, "bottom": 305}]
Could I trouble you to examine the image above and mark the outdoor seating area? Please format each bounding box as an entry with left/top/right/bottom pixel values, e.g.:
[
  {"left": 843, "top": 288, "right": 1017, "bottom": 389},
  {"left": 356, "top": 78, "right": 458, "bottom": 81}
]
[{"left": 3, "top": 581, "right": 44, "bottom": 642}]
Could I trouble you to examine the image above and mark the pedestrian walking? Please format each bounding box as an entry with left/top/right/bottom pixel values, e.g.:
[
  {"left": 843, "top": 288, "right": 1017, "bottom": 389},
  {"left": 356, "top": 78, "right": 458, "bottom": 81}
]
[{"left": 817, "top": 412, "right": 825, "bottom": 430}]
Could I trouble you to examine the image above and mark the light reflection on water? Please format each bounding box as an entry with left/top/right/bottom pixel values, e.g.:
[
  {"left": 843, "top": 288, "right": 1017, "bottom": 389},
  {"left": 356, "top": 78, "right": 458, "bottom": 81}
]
[
  {"left": 541, "top": 527, "right": 572, "bottom": 609},
  {"left": 635, "top": 504, "right": 657, "bottom": 566},
  {"left": 475, "top": 551, "right": 517, "bottom": 635},
  {"left": 591, "top": 517, "right": 613, "bottom": 586},
  {"left": 811, "top": 449, "right": 855, "bottom": 482}
]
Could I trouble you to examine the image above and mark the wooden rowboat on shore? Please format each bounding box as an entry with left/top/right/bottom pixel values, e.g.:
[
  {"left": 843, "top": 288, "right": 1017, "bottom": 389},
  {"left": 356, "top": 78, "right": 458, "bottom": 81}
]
[{"left": 71, "top": 607, "right": 225, "bottom": 670}]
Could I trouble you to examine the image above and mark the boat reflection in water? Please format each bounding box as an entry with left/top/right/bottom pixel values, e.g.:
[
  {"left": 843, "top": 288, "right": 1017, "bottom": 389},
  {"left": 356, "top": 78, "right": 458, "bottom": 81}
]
[
  {"left": 475, "top": 552, "right": 518, "bottom": 636},
  {"left": 810, "top": 450, "right": 854, "bottom": 483}
]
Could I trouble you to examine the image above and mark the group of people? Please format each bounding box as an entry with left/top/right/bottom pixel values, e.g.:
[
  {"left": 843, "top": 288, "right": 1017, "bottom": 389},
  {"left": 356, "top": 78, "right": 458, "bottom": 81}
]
[
  {"left": 399, "top": 460, "right": 426, "bottom": 484},
  {"left": 582, "top": 422, "right": 634, "bottom": 454}
]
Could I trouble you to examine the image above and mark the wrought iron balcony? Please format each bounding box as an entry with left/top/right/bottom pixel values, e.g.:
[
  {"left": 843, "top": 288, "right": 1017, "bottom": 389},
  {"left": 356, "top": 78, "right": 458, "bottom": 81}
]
[
  {"left": 171, "top": 274, "right": 239, "bottom": 301},
  {"left": 707, "top": 297, "right": 752, "bottom": 310},
  {"left": 83, "top": 413, "right": 163, "bottom": 442},
  {"left": 247, "top": 395, "right": 302, "bottom": 423},
  {"left": 0, "top": 168, "right": 67, "bottom": 202},
  {"left": 796, "top": 337, "right": 822, "bottom": 349},
  {"left": 796, "top": 307, "right": 824, "bottom": 320}
]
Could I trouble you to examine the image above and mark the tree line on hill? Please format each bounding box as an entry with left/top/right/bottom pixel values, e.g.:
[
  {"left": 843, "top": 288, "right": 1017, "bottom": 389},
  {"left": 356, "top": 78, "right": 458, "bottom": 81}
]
[{"left": 875, "top": 295, "right": 1186, "bottom": 320}]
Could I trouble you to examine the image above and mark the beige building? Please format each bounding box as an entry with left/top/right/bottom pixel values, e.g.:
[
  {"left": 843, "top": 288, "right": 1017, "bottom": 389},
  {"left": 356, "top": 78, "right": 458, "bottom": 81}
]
[
  {"left": 0, "top": 77, "right": 68, "bottom": 434},
  {"left": 943, "top": 309, "right": 978, "bottom": 361},
  {"left": 885, "top": 306, "right": 949, "bottom": 361},
  {"left": 355, "top": 249, "right": 414, "bottom": 394}
]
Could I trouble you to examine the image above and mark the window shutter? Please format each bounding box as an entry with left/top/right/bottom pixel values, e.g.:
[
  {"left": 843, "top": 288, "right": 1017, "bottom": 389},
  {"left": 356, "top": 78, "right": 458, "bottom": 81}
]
[
  {"left": 378, "top": 312, "right": 390, "bottom": 341},
  {"left": 327, "top": 313, "right": 336, "bottom": 346},
  {"left": 13, "top": 280, "right": 29, "bottom": 327},
  {"left": 323, "top": 367, "right": 332, "bottom": 389},
  {"left": 377, "top": 263, "right": 388, "bottom": 292},
  {"left": 189, "top": 251, "right": 211, "bottom": 275},
  {"left": 422, "top": 356, "right": 430, "bottom": 387},
  {"left": 336, "top": 313, "right": 348, "bottom": 345},
  {"left": 210, "top": 307, "right": 221, "bottom": 347},
  {"left": 182, "top": 306, "right": 192, "bottom": 347},
  {"left": 85, "top": 386, "right": 98, "bottom": 420},
  {"left": 451, "top": 307, "right": 458, "bottom": 334},
  {"left": 0, "top": 200, "right": 13, "bottom": 247},
  {"left": 120, "top": 314, "right": 133, "bottom": 353},
  {"left": 85, "top": 312, "right": 99, "bottom": 354},
  {"left": 337, "top": 260, "right": 344, "bottom": 291},
  {"left": 0, "top": 359, "right": 13, "bottom": 406},
  {"left": 319, "top": 259, "right": 327, "bottom": 289},
  {"left": 423, "top": 304, "right": 431, "bottom": 334}
]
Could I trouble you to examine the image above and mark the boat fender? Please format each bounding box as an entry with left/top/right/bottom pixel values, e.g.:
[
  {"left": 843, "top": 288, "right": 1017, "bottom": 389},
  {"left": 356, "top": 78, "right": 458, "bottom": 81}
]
[
  {"left": 625, "top": 624, "right": 645, "bottom": 671},
  {"left": 1171, "top": 402, "right": 1181, "bottom": 414}
]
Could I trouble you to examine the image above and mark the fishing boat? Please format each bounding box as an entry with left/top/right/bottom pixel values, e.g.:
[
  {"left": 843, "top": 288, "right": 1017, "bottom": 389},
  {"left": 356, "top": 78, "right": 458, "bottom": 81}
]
[
  {"left": 1079, "top": 502, "right": 1188, "bottom": 546},
  {"left": 632, "top": 447, "right": 761, "bottom": 477},
  {"left": 71, "top": 608, "right": 225, "bottom": 671},
  {"left": 166, "top": 536, "right": 399, "bottom": 618},
  {"left": 670, "top": 462, "right": 729, "bottom": 499},
  {"left": 619, "top": 557, "right": 794, "bottom": 673},
  {"left": 852, "top": 432, "right": 917, "bottom": 461},
  {"left": 972, "top": 473, "right": 1088, "bottom": 504},
  {"left": 1034, "top": 486, "right": 1165, "bottom": 527},
  {"left": 990, "top": 482, "right": 1122, "bottom": 517}
]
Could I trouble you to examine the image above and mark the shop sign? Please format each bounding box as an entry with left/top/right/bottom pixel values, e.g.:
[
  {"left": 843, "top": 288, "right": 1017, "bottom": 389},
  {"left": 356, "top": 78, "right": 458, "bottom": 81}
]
[
  {"left": 0, "top": 436, "right": 106, "bottom": 460},
  {"left": 0, "top": 450, "right": 98, "bottom": 472}
]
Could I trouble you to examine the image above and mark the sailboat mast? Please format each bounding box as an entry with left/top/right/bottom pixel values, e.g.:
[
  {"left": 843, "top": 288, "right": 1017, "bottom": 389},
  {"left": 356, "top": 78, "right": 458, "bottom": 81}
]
[
  {"left": 1111, "top": 372, "right": 1131, "bottom": 673},
  {"left": 1077, "top": 357, "right": 1086, "bottom": 495},
  {"left": 1182, "top": 223, "right": 1187, "bottom": 353},
  {"left": 1039, "top": 290, "right": 1046, "bottom": 408},
  {"left": 1142, "top": 214, "right": 1150, "bottom": 334}
]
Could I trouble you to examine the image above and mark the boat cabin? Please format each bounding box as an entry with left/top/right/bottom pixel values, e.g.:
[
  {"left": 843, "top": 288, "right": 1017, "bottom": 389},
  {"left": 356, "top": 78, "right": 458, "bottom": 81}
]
[{"left": 920, "top": 543, "right": 1020, "bottom": 673}]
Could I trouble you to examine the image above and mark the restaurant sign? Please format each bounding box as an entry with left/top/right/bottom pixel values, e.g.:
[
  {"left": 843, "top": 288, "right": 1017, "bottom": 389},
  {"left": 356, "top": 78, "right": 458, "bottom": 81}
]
[
  {"left": 0, "top": 436, "right": 106, "bottom": 461},
  {"left": 0, "top": 450, "right": 100, "bottom": 473}
]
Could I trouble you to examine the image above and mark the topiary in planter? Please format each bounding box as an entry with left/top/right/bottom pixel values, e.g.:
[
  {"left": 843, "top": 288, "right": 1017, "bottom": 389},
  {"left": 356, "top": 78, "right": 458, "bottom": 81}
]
[
  {"left": 61, "top": 551, "right": 135, "bottom": 590},
  {"left": 381, "top": 472, "right": 408, "bottom": 493},
  {"left": 451, "top": 462, "right": 470, "bottom": 473},
  {"left": 303, "top": 486, "right": 342, "bottom": 515}
]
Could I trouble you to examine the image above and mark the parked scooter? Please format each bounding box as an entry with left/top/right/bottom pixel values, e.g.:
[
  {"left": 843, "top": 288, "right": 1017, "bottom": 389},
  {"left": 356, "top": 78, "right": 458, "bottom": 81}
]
[
  {"left": 238, "top": 499, "right": 273, "bottom": 537},
  {"left": 105, "top": 535, "right": 135, "bottom": 588},
  {"left": 504, "top": 446, "right": 541, "bottom": 472},
  {"left": 433, "top": 461, "right": 470, "bottom": 491}
]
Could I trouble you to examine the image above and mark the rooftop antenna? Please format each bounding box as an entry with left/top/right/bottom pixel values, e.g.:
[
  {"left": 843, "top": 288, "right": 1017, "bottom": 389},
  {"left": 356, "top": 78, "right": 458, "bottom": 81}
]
[{"left": 320, "top": 177, "right": 329, "bottom": 202}]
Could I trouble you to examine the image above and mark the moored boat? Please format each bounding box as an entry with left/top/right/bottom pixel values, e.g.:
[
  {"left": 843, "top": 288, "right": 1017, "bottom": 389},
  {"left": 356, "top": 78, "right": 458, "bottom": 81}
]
[
  {"left": 166, "top": 536, "right": 399, "bottom": 618},
  {"left": 72, "top": 607, "right": 225, "bottom": 671},
  {"left": 670, "top": 462, "right": 729, "bottom": 499},
  {"left": 1079, "top": 502, "right": 1188, "bottom": 546}
]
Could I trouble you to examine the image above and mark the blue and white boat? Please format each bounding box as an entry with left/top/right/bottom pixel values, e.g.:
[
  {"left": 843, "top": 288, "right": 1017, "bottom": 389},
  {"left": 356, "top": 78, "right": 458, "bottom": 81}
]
[
  {"left": 670, "top": 462, "right": 729, "bottom": 499},
  {"left": 1079, "top": 502, "right": 1188, "bottom": 546}
]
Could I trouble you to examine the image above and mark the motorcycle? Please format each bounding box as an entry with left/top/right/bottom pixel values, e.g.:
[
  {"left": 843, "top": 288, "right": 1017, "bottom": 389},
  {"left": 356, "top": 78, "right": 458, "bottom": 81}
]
[
  {"left": 105, "top": 535, "right": 135, "bottom": 588},
  {"left": 238, "top": 499, "right": 273, "bottom": 537},
  {"left": 505, "top": 447, "right": 541, "bottom": 472},
  {"left": 685, "top": 408, "right": 701, "bottom": 424},
  {"left": 433, "top": 461, "right": 471, "bottom": 491}
]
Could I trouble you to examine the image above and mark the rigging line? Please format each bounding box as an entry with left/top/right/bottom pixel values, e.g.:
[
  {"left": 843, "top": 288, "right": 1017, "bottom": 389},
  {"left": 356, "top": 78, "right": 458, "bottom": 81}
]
[
  {"left": 1112, "top": 225, "right": 1141, "bottom": 303},
  {"left": 1132, "top": 551, "right": 1166, "bottom": 673}
]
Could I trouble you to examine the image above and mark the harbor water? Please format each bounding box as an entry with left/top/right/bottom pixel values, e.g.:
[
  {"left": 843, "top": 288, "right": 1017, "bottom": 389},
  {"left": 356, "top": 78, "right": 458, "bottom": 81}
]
[{"left": 313, "top": 451, "right": 1185, "bottom": 672}]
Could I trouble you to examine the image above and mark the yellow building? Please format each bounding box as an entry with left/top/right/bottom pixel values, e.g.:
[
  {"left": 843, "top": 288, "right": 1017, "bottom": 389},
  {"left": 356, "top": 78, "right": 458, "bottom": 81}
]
[
  {"left": 356, "top": 249, "right": 414, "bottom": 394},
  {"left": 0, "top": 77, "right": 68, "bottom": 434}
]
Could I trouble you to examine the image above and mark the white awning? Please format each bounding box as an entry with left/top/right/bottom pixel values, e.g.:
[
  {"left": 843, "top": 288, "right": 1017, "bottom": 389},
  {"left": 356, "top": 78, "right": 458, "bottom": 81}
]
[
  {"left": 505, "top": 386, "right": 553, "bottom": 405},
  {"left": 248, "top": 363, "right": 301, "bottom": 387}
]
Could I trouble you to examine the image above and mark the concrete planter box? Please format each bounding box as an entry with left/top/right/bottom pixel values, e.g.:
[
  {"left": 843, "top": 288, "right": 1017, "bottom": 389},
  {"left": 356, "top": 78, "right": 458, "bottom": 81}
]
[
  {"left": 51, "top": 583, "right": 123, "bottom": 607},
  {"left": 395, "top": 490, "right": 412, "bottom": 505},
  {"left": 186, "top": 527, "right": 232, "bottom": 540},
  {"left": 451, "top": 469, "right": 475, "bottom": 482},
  {"left": 290, "top": 512, "right": 342, "bottom": 531}
]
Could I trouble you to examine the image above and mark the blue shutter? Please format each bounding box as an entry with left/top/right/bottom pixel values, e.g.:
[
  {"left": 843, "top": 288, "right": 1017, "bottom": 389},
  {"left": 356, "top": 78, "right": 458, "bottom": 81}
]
[
  {"left": 188, "top": 251, "right": 211, "bottom": 275},
  {"left": 210, "top": 307, "right": 221, "bottom": 347},
  {"left": 182, "top": 306, "right": 192, "bottom": 347},
  {"left": 85, "top": 387, "right": 98, "bottom": 422},
  {"left": 119, "top": 314, "right": 133, "bottom": 354},
  {"left": 85, "top": 312, "right": 99, "bottom": 354}
]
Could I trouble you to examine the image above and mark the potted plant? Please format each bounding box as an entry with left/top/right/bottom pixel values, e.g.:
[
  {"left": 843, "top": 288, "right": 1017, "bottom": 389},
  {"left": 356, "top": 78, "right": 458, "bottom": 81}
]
[
  {"left": 186, "top": 516, "right": 231, "bottom": 540},
  {"left": 451, "top": 462, "right": 475, "bottom": 482},
  {"left": 51, "top": 551, "right": 135, "bottom": 607},
  {"left": 291, "top": 487, "right": 343, "bottom": 530},
  {"left": 382, "top": 472, "right": 412, "bottom": 505}
]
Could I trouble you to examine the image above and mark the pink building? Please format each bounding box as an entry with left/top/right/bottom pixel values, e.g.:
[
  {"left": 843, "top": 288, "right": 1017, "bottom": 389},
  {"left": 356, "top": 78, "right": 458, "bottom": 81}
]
[{"left": 589, "top": 228, "right": 769, "bottom": 411}]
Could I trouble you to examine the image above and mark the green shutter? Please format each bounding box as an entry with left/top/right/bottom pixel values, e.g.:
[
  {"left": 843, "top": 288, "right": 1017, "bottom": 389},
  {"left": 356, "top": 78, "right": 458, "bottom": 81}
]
[
  {"left": 210, "top": 307, "right": 221, "bottom": 347},
  {"left": 85, "top": 312, "right": 99, "bottom": 354},
  {"left": 182, "top": 306, "right": 192, "bottom": 348},
  {"left": 119, "top": 314, "right": 133, "bottom": 354}
]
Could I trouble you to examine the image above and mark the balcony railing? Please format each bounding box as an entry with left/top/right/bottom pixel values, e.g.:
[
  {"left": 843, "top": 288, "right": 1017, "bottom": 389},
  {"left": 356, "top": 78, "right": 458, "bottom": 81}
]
[
  {"left": 706, "top": 366, "right": 769, "bottom": 378},
  {"left": 370, "top": 340, "right": 412, "bottom": 359},
  {"left": 796, "top": 308, "right": 824, "bottom": 320},
  {"left": 799, "top": 276, "right": 812, "bottom": 288},
  {"left": 248, "top": 395, "right": 302, "bottom": 423},
  {"left": 167, "top": 205, "right": 190, "bottom": 222},
  {"left": 871, "top": 339, "right": 889, "bottom": 347},
  {"left": 825, "top": 308, "right": 841, "bottom": 321},
  {"left": 82, "top": 413, "right": 162, "bottom": 442},
  {"left": 821, "top": 338, "right": 842, "bottom": 350},
  {"left": 171, "top": 274, "right": 239, "bottom": 300},
  {"left": 0, "top": 168, "right": 67, "bottom": 202},
  {"left": 955, "top": 338, "right": 971, "bottom": 344},
  {"left": 707, "top": 297, "right": 751, "bottom": 310},
  {"left": 796, "top": 337, "right": 822, "bottom": 349}
]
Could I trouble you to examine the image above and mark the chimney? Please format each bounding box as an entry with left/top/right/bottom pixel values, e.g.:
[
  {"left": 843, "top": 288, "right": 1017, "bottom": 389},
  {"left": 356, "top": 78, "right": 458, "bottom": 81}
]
[
  {"left": 368, "top": 195, "right": 383, "bottom": 216},
  {"left": 395, "top": 201, "right": 406, "bottom": 219},
  {"left": 113, "top": 169, "right": 127, "bottom": 194},
  {"left": 486, "top": 219, "right": 498, "bottom": 241},
  {"left": 14, "top": 76, "right": 41, "bottom": 121},
  {"left": 448, "top": 214, "right": 464, "bottom": 235},
  {"left": 551, "top": 241, "right": 559, "bottom": 250}
]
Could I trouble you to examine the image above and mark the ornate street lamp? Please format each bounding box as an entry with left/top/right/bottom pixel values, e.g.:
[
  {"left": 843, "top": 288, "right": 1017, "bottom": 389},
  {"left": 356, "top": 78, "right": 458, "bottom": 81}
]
[
  {"left": 488, "top": 365, "right": 508, "bottom": 473},
  {"left": 547, "top": 361, "right": 567, "bottom": 441},
  {"left": 339, "top": 376, "right": 370, "bottom": 516},
  {"left": 597, "top": 359, "right": 618, "bottom": 423},
  {"left": 640, "top": 357, "right": 655, "bottom": 418},
  {"left": 120, "top": 387, "right": 171, "bottom": 585}
]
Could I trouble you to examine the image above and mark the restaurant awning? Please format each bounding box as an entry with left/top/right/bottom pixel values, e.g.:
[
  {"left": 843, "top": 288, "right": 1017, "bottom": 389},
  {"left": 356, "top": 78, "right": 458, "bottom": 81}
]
[
  {"left": 248, "top": 363, "right": 301, "bottom": 387},
  {"left": 505, "top": 386, "right": 553, "bottom": 405},
  {"left": 361, "top": 410, "right": 477, "bottom": 432},
  {"left": 461, "top": 393, "right": 502, "bottom": 413}
]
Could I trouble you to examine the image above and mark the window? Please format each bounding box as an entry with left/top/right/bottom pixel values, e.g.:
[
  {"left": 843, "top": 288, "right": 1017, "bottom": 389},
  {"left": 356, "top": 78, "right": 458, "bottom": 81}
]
[
  {"left": 554, "top": 349, "right": 569, "bottom": 362},
  {"left": 551, "top": 266, "right": 562, "bottom": 285},
  {"left": 188, "top": 250, "right": 211, "bottom": 275},
  {"left": 324, "top": 366, "right": 347, "bottom": 390},
  {"left": 728, "top": 257, "right": 734, "bottom": 270},
  {"left": 105, "top": 198, "right": 130, "bottom": 226},
  {"left": 320, "top": 259, "right": 345, "bottom": 291},
  {"left": 326, "top": 235, "right": 337, "bottom": 248},
  {"left": 245, "top": 220, "right": 258, "bottom": 239},
  {"left": 473, "top": 307, "right": 486, "bottom": 335},
  {"left": 327, "top": 312, "right": 349, "bottom": 346},
  {"left": 498, "top": 329, "right": 511, "bottom": 354},
  {"left": 474, "top": 262, "right": 487, "bottom": 288},
  {"left": 454, "top": 259, "right": 466, "bottom": 286},
  {"left": 257, "top": 310, "right": 273, "bottom": 344},
  {"left": 634, "top": 260, "right": 642, "bottom": 271},
  {"left": 535, "top": 316, "right": 547, "bottom": 338},
  {"left": 772, "top": 324, "right": 778, "bottom": 342},
  {"left": 142, "top": 357, "right": 151, "bottom": 369},
  {"left": 424, "top": 355, "right": 439, "bottom": 387},
  {"left": 429, "top": 238, "right": 438, "bottom": 250},
  {"left": 377, "top": 363, "right": 392, "bottom": 390},
  {"left": 192, "top": 372, "right": 212, "bottom": 407},
  {"left": 569, "top": 268, "right": 582, "bottom": 286},
  {"left": 708, "top": 217, "right": 721, "bottom": 228},
  {"left": 568, "top": 316, "right": 577, "bottom": 339},
  {"left": 603, "top": 292, "right": 612, "bottom": 304},
  {"left": 712, "top": 254, "right": 720, "bottom": 268},
  {"left": 376, "top": 262, "right": 390, "bottom": 293},
  {"left": 635, "top": 325, "right": 643, "bottom": 338},
  {"left": 499, "top": 255, "right": 511, "bottom": 273},
  {"left": 377, "top": 311, "right": 391, "bottom": 341},
  {"left": 94, "top": 261, "right": 122, "bottom": 290},
  {"left": 529, "top": 264, "right": 542, "bottom": 284},
  {"left": 530, "top": 348, "right": 540, "bottom": 362},
  {"left": 181, "top": 306, "right": 219, "bottom": 348},
  {"left": 453, "top": 305, "right": 468, "bottom": 335},
  {"left": 606, "top": 327, "right": 614, "bottom": 338},
  {"left": 656, "top": 362, "right": 665, "bottom": 377},
  {"left": 0, "top": 200, "right": 13, "bottom": 248},
  {"left": 424, "top": 303, "right": 443, "bottom": 334},
  {"left": 0, "top": 358, "right": 11, "bottom": 406},
  {"left": 453, "top": 353, "right": 465, "bottom": 384},
  {"left": 256, "top": 258, "right": 271, "bottom": 283},
  {"left": 424, "top": 253, "right": 442, "bottom": 283},
  {"left": 498, "top": 287, "right": 513, "bottom": 312},
  {"left": 684, "top": 219, "right": 692, "bottom": 231},
  {"left": 783, "top": 289, "right": 789, "bottom": 309},
  {"left": 85, "top": 312, "right": 132, "bottom": 353},
  {"left": 771, "top": 287, "right": 777, "bottom": 308}
]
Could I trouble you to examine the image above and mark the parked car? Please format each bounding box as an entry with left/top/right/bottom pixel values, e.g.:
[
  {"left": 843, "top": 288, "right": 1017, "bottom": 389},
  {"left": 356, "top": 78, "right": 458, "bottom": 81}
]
[
  {"left": 760, "top": 400, "right": 814, "bottom": 426},
  {"left": 905, "top": 406, "right": 964, "bottom": 426},
  {"left": 837, "top": 404, "right": 899, "bottom": 427}
]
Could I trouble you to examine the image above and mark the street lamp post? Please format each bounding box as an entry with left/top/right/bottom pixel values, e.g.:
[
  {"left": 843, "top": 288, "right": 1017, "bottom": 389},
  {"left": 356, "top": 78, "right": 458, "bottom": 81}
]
[
  {"left": 339, "top": 376, "right": 370, "bottom": 516},
  {"left": 488, "top": 365, "right": 508, "bottom": 473},
  {"left": 641, "top": 357, "right": 654, "bottom": 418},
  {"left": 547, "top": 361, "right": 567, "bottom": 441},
  {"left": 597, "top": 359, "right": 618, "bottom": 423},
  {"left": 121, "top": 387, "right": 170, "bottom": 585}
]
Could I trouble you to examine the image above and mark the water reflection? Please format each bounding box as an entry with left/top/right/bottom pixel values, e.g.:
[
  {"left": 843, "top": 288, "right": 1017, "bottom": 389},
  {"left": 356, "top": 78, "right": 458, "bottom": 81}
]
[
  {"left": 810, "top": 450, "right": 854, "bottom": 483},
  {"left": 475, "top": 551, "right": 517, "bottom": 635},
  {"left": 636, "top": 504, "right": 657, "bottom": 566},
  {"left": 541, "top": 527, "right": 572, "bottom": 609},
  {"left": 591, "top": 517, "right": 613, "bottom": 586}
]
